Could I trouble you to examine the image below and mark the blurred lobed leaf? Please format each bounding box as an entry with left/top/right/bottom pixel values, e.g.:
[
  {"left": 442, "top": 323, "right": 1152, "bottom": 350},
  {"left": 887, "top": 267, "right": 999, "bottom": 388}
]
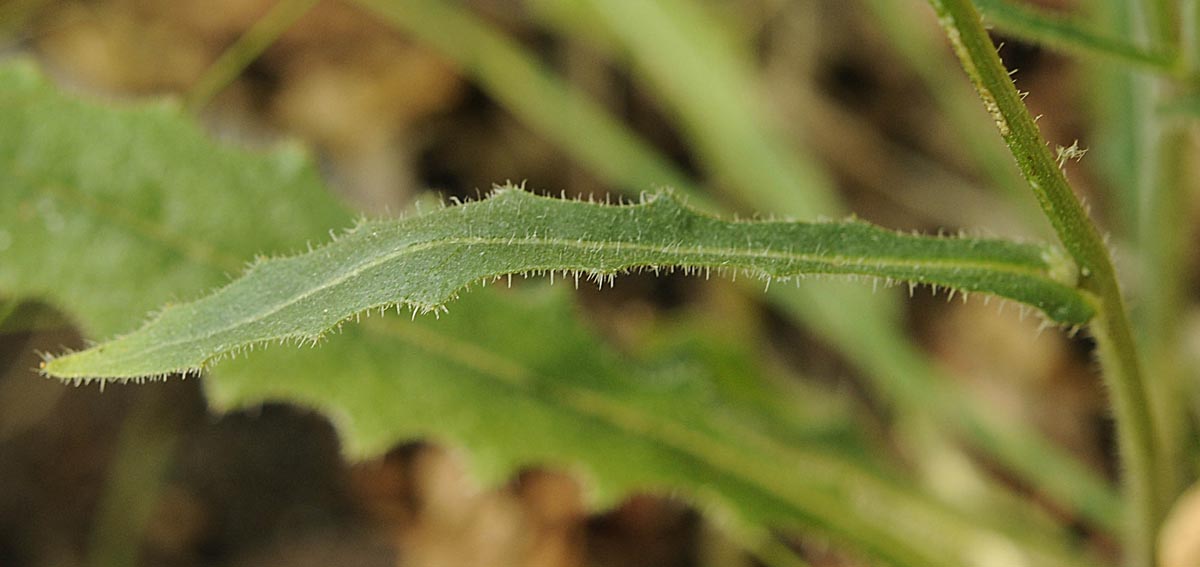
[
  {"left": 632, "top": 308, "right": 878, "bottom": 462},
  {"left": 208, "top": 290, "right": 1094, "bottom": 567},
  {"left": 0, "top": 60, "right": 348, "bottom": 338},
  {"left": 0, "top": 60, "right": 1103, "bottom": 567}
]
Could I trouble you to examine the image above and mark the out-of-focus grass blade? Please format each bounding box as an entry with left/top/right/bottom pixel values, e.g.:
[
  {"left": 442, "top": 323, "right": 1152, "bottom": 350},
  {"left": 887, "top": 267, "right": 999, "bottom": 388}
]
[
  {"left": 348, "top": 0, "right": 711, "bottom": 209},
  {"left": 861, "top": 0, "right": 1046, "bottom": 232},
  {"left": 184, "top": 0, "right": 321, "bottom": 110},
  {"left": 544, "top": 0, "right": 838, "bottom": 217},
  {"left": 975, "top": 0, "right": 1175, "bottom": 74},
  {"left": 532, "top": 0, "right": 1122, "bottom": 531}
]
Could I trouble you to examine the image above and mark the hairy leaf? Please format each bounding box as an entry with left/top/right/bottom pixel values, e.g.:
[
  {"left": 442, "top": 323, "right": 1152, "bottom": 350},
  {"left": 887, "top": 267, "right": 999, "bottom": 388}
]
[
  {"left": 44, "top": 186, "right": 1092, "bottom": 379},
  {"left": 0, "top": 60, "right": 1114, "bottom": 567},
  {"left": 0, "top": 60, "right": 1102, "bottom": 567}
]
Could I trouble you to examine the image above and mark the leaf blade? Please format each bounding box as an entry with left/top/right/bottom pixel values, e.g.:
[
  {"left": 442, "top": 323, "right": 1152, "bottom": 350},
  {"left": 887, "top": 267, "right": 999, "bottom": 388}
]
[
  {"left": 45, "top": 187, "right": 1092, "bottom": 379},
  {"left": 0, "top": 61, "right": 1104, "bottom": 567}
]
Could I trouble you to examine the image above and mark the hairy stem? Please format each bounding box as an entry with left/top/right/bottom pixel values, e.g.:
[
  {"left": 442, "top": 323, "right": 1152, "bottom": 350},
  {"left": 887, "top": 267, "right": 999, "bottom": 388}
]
[{"left": 926, "top": 1, "right": 1160, "bottom": 564}]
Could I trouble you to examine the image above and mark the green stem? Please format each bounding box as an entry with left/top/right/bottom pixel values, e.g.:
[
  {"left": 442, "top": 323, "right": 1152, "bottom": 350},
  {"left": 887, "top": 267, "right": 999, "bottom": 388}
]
[
  {"left": 1089, "top": 296, "right": 1159, "bottom": 567},
  {"left": 185, "top": 0, "right": 320, "bottom": 111},
  {"left": 926, "top": 1, "right": 1160, "bottom": 565}
]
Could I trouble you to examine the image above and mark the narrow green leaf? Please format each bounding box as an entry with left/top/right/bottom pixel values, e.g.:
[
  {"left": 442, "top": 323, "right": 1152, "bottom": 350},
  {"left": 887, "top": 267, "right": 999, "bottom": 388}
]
[
  {"left": 0, "top": 61, "right": 1103, "bottom": 567},
  {"left": 44, "top": 185, "right": 1093, "bottom": 379}
]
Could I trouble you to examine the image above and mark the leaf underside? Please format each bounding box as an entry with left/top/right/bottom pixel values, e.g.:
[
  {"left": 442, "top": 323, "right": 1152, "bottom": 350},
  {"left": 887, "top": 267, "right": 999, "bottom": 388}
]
[{"left": 43, "top": 186, "right": 1092, "bottom": 379}]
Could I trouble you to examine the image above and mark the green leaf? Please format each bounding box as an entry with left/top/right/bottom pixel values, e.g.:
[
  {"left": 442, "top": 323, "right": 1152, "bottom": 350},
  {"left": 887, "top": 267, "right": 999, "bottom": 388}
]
[
  {"left": 207, "top": 287, "right": 1099, "bottom": 567},
  {"left": 632, "top": 308, "right": 877, "bottom": 461},
  {"left": 0, "top": 60, "right": 348, "bottom": 338},
  {"left": 0, "top": 60, "right": 1105, "bottom": 567},
  {"left": 43, "top": 186, "right": 1093, "bottom": 379}
]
